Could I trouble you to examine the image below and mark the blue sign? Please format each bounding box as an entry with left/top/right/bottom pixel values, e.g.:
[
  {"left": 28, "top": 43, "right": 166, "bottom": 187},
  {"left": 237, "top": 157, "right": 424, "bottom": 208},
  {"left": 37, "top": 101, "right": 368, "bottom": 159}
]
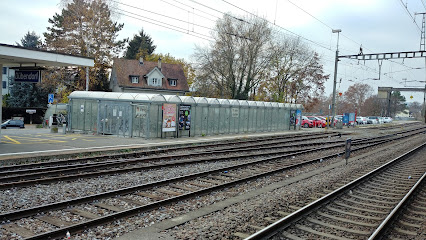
[
  {"left": 343, "top": 113, "right": 349, "bottom": 124},
  {"left": 349, "top": 113, "right": 356, "bottom": 122},
  {"left": 14, "top": 70, "right": 41, "bottom": 83},
  {"left": 48, "top": 94, "right": 54, "bottom": 104}
]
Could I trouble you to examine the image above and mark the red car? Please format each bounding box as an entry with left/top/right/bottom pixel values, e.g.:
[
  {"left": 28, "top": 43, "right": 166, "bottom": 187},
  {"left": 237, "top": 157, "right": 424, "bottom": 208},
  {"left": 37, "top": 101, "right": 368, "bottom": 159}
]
[
  {"left": 297, "top": 116, "right": 314, "bottom": 128},
  {"left": 306, "top": 116, "right": 326, "bottom": 128}
]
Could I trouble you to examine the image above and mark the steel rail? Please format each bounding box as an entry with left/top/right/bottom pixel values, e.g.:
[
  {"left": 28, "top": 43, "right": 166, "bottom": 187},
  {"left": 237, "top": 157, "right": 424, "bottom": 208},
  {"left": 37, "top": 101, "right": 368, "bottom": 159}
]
[
  {"left": 0, "top": 134, "right": 345, "bottom": 179},
  {"left": 0, "top": 132, "right": 414, "bottom": 221},
  {"left": 2, "top": 133, "right": 422, "bottom": 239},
  {"left": 2, "top": 126, "right": 417, "bottom": 179},
  {"left": 0, "top": 130, "right": 410, "bottom": 189},
  {"left": 0, "top": 132, "right": 340, "bottom": 173},
  {"left": 368, "top": 171, "right": 426, "bottom": 239},
  {"left": 244, "top": 142, "right": 426, "bottom": 240}
]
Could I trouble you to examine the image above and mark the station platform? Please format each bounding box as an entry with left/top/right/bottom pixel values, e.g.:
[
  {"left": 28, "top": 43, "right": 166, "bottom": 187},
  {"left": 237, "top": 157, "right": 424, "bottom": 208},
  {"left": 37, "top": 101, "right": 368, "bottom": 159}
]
[{"left": 0, "top": 125, "right": 326, "bottom": 162}]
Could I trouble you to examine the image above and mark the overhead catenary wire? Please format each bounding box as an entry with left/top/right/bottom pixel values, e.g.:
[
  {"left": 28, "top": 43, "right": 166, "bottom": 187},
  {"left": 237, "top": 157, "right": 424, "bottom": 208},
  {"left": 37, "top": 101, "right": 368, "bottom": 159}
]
[
  {"left": 398, "top": 0, "right": 422, "bottom": 31},
  {"left": 111, "top": 0, "right": 215, "bottom": 32},
  {"left": 160, "top": 0, "right": 218, "bottom": 22},
  {"left": 110, "top": 8, "right": 214, "bottom": 42},
  {"left": 218, "top": 0, "right": 332, "bottom": 51},
  {"left": 422, "top": 0, "right": 426, "bottom": 10},
  {"left": 112, "top": 0, "right": 422, "bottom": 83},
  {"left": 284, "top": 0, "right": 423, "bottom": 73},
  {"left": 113, "top": 1, "right": 259, "bottom": 41}
]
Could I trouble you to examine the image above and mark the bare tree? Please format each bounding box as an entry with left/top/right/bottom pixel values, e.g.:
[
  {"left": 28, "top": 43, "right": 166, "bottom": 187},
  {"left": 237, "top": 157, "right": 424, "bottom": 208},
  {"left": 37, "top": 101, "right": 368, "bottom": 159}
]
[
  {"left": 257, "top": 36, "right": 328, "bottom": 103},
  {"left": 362, "top": 95, "right": 386, "bottom": 116},
  {"left": 193, "top": 14, "right": 272, "bottom": 99},
  {"left": 408, "top": 101, "right": 423, "bottom": 120},
  {"left": 342, "top": 83, "right": 373, "bottom": 115}
]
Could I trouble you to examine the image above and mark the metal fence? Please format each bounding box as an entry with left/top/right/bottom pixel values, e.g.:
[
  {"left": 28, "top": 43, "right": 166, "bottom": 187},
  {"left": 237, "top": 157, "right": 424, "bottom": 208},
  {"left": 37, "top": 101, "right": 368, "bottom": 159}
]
[{"left": 68, "top": 91, "right": 303, "bottom": 138}]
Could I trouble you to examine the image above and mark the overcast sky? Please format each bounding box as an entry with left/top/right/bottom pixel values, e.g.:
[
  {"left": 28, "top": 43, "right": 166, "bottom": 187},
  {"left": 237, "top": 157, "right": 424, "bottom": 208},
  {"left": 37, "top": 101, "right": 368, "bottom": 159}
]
[{"left": 1, "top": 0, "right": 426, "bottom": 103}]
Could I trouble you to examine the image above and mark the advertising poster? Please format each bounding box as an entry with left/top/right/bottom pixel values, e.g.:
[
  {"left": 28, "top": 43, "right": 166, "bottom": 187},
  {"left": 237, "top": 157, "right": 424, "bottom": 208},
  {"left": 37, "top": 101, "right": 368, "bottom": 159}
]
[
  {"left": 162, "top": 103, "right": 177, "bottom": 132},
  {"left": 295, "top": 109, "right": 302, "bottom": 126},
  {"left": 178, "top": 105, "right": 191, "bottom": 130},
  {"left": 290, "top": 110, "right": 296, "bottom": 126}
]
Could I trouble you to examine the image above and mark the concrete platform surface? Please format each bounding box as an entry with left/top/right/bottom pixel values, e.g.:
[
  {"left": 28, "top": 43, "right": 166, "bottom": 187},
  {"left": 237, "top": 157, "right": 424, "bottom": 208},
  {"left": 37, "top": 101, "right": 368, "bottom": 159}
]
[{"left": 0, "top": 125, "right": 323, "bottom": 161}]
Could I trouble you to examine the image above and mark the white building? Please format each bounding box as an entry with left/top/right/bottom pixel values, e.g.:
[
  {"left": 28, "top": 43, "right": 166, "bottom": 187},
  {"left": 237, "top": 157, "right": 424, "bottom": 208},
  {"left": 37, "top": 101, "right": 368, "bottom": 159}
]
[{"left": 1, "top": 66, "right": 13, "bottom": 96}]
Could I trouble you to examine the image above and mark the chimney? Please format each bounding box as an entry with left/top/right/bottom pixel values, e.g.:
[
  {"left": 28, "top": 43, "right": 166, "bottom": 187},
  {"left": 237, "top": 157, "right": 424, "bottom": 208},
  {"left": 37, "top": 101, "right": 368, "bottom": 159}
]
[
  {"left": 158, "top": 57, "right": 162, "bottom": 71},
  {"left": 139, "top": 57, "right": 143, "bottom": 65}
]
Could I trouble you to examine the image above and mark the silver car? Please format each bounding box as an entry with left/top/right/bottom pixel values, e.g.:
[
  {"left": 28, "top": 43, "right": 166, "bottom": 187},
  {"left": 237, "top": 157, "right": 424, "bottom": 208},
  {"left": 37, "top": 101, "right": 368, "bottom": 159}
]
[{"left": 367, "top": 116, "right": 379, "bottom": 124}]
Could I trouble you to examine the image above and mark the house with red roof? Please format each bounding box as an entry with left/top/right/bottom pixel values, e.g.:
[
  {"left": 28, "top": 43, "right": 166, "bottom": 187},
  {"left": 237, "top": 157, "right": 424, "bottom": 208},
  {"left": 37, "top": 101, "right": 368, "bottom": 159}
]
[{"left": 110, "top": 58, "right": 189, "bottom": 95}]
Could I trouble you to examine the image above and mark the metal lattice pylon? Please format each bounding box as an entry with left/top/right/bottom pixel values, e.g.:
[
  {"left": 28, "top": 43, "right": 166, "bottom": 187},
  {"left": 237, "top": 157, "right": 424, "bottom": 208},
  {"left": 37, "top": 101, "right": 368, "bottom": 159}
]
[
  {"left": 416, "top": 12, "right": 426, "bottom": 51},
  {"left": 421, "top": 14, "right": 426, "bottom": 51}
]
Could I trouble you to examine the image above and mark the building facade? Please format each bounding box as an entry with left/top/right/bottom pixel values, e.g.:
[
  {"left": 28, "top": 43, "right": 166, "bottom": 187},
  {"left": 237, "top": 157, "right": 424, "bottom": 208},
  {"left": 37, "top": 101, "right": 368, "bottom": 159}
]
[
  {"left": 110, "top": 58, "right": 189, "bottom": 95},
  {"left": 1, "top": 67, "right": 13, "bottom": 96}
]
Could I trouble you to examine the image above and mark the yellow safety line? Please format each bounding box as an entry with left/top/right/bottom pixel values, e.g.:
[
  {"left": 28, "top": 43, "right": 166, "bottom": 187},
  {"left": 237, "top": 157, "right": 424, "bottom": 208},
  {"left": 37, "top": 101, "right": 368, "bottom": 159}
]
[{"left": 4, "top": 136, "right": 21, "bottom": 144}]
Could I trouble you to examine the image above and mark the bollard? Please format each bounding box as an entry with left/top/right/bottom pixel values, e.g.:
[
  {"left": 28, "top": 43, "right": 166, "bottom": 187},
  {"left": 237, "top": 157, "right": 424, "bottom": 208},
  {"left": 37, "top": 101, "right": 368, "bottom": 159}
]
[{"left": 63, "top": 124, "right": 67, "bottom": 134}]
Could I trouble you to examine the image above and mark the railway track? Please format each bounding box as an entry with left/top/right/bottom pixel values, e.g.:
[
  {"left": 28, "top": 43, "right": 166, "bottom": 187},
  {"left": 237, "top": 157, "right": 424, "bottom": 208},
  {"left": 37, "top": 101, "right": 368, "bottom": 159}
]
[
  {"left": 0, "top": 127, "right": 425, "bottom": 239},
  {"left": 0, "top": 127, "right": 424, "bottom": 189},
  {"left": 244, "top": 142, "right": 426, "bottom": 240},
  {"left": 378, "top": 174, "right": 426, "bottom": 239}
]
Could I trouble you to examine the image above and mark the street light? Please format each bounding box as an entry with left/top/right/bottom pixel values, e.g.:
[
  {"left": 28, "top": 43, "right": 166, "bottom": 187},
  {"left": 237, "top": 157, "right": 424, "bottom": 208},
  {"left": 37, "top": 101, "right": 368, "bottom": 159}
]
[{"left": 330, "top": 29, "right": 341, "bottom": 127}]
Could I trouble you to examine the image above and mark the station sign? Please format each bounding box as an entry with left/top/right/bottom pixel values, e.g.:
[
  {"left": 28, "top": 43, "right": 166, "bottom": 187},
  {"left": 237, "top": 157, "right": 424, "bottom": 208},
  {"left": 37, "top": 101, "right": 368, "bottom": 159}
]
[
  {"left": 15, "top": 70, "right": 41, "bottom": 83},
  {"left": 26, "top": 109, "right": 36, "bottom": 114}
]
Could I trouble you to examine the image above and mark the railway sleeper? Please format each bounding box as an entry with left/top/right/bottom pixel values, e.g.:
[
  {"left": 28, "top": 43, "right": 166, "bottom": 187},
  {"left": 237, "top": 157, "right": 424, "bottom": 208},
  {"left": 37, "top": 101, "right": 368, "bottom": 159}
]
[
  {"left": 316, "top": 211, "right": 377, "bottom": 227},
  {"left": 36, "top": 215, "right": 73, "bottom": 227},
  {"left": 306, "top": 217, "right": 371, "bottom": 235},
  {"left": 326, "top": 205, "right": 382, "bottom": 220}
]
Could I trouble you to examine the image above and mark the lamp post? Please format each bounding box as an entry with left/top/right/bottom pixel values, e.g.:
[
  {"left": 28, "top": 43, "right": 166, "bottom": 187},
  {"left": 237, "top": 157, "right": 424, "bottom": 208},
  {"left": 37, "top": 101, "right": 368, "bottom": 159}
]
[{"left": 330, "top": 29, "right": 341, "bottom": 127}]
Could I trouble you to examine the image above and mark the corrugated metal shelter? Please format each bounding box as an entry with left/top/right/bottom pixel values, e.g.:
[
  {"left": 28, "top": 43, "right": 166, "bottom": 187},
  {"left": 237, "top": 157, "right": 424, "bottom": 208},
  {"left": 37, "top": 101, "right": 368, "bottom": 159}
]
[{"left": 68, "top": 91, "right": 303, "bottom": 138}]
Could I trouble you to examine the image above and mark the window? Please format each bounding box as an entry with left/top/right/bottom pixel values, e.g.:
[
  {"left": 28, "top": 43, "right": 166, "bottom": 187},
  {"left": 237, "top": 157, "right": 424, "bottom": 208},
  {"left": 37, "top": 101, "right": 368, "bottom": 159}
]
[
  {"left": 2, "top": 67, "right": 7, "bottom": 75},
  {"left": 152, "top": 78, "right": 158, "bottom": 85},
  {"left": 2, "top": 81, "right": 6, "bottom": 88},
  {"left": 169, "top": 79, "right": 177, "bottom": 86},
  {"left": 131, "top": 76, "right": 139, "bottom": 83}
]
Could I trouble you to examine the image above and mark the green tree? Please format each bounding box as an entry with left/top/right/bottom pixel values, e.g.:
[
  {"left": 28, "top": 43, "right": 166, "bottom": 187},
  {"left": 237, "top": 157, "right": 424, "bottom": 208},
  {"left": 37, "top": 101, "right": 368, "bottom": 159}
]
[
  {"left": 125, "top": 29, "right": 156, "bottom": 60},
  {"left": 390, "top": 91, "right": 406, "bottom": 117},
  {"left": 16, "top": 31, "right": 43, "bottom": 49},
  {"left": 44, "top": 0, "right": 125, "bottom": 91},
  {"left": 2, "top": 94, "right": 10, "bottom": 107}
]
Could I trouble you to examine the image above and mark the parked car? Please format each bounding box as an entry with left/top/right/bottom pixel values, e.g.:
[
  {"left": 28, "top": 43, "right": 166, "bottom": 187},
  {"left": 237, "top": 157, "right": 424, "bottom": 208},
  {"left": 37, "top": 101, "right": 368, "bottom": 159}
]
[
  {"left": 1, "top": 119, "right": 25, "bottom": 129},
  {"left": 297, "top": 116, "right": 314, "bottom": 128},
  {"left": 367, "top": 116, "right": 379, "bottom": 124},
  {"left": 306, "top": 116, "right": 326, "bottom": 128},
  {"left": 383, "top": 117, "right": 393, "bottom": 123},
  {"left": 356, "top": 116, "right": 367, "bottom": 125}
]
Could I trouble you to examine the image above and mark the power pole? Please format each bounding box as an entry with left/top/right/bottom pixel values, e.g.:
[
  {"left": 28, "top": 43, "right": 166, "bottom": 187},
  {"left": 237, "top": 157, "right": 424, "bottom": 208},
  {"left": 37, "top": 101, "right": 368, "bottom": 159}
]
[
  {"left": 331, "top": 29, "right": 341, "bottom": 127},
  {"left": 415, "top": 12, "right": 426, "bottom": 123}
]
